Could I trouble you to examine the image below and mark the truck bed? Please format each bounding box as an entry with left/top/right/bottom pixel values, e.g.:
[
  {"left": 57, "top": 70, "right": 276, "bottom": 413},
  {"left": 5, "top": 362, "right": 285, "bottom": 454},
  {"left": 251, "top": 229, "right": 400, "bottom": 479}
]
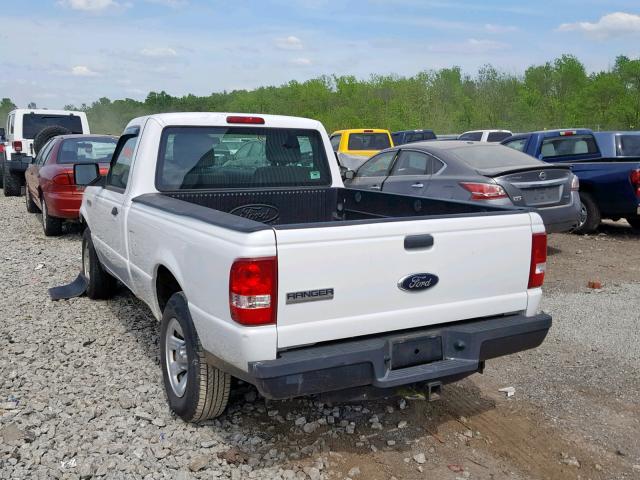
[{"left": 133, "top": 187, "right": 521, "bottom": 231}]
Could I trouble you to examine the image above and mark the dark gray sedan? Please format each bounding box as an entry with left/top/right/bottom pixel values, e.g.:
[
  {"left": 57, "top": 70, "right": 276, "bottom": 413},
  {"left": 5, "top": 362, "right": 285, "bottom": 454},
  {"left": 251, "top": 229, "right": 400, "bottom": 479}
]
[{"left": 345, "top": 141, "right": 581, "bottom": 233}]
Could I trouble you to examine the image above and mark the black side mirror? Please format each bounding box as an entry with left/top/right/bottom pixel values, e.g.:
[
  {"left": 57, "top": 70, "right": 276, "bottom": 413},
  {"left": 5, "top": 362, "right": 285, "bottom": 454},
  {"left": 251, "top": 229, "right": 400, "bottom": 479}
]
[{"left": 74, "top": 163, "right": 101, "bottom": 186}]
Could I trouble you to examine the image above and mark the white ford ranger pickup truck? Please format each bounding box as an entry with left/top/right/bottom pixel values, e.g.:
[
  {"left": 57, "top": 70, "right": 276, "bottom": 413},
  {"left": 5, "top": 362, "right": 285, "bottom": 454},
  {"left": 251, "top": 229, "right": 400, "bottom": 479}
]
[{"left": 73, "top": 112, "right": 551, "bottom": 422}]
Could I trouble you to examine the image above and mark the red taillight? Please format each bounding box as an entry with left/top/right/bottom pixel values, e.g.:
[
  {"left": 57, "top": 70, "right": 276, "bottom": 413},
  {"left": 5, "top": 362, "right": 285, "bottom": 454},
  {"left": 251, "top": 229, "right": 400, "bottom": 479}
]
[
  {"left": 559, "top": 130, "right": 576, "bottom": 136},
  {"left": 226, "top": 116, "right": 265, "bottom": 125},
  {"left": 630, "top": 169, "right": 640, "bottom": 198},
  {"left": 229, "top": 257, "right": 277, "bottom": 326},
  {"left": 571, "top": 174, "right": 579, "bottom": 191},
  {"left": 0, "top": 144, "right": 4, "bottom": 153},
  {"left": 52, "top": 172, "right": 73, "bottom": 185},
  {"left": 13, "top": 141, "right": 22, "bottom": 152},
  {"left": 363, "top": 129, "right": 374, "bottom": 133},
  {"left": 460, "top": 182, "right": 508, "bottom": 200},
  {"left": 528, "top": 233, "right": 547, "bottom": 289}
]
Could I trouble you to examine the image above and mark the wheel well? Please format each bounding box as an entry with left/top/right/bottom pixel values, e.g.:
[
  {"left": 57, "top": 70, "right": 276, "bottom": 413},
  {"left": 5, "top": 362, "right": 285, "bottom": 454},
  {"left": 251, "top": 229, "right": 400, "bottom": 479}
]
[{"left": 156, "top": 265, "right": 182, "bottom": 313}]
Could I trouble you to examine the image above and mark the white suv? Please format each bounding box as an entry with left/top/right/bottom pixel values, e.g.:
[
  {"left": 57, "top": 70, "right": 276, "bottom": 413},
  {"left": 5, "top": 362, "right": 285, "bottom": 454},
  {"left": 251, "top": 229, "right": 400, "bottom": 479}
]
[
  {"left": 2, "top": 109, "right": 90, "bottom": 196},
  {"left": 458, "top": 129, "right": 512, "bottom": 142}
]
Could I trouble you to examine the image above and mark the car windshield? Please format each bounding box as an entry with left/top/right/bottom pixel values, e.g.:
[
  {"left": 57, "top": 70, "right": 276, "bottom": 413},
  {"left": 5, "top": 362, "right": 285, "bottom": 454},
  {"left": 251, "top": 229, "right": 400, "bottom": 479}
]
[
  {"left": 347, "top": 133, "right": 390, "bottom": 150},
  {"left": 156, "top": 126, "right": 330, "bottom": 190},
  {"left": 618, "top": 135, "right": 640, "bottom": 156},
  {"left": 22, "top": 114, "right": 83, "bottom": 139},
  {"left": 449, "top": 144, "right": 541, "bottom": 169},
  {"left": 58, "top": 138, "right": 118, "bottom": 164}
]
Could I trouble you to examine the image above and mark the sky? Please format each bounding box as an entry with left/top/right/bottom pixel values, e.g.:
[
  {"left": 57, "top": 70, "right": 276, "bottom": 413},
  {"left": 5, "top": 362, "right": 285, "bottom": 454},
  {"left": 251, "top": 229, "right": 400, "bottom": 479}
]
[{"left": 1, "top": 0, "right": 640, "bottom": 108}]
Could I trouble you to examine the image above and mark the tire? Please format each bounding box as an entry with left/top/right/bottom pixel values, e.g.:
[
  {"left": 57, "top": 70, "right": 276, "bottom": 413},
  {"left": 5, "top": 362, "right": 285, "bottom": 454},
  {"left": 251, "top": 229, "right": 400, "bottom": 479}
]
[
  {"left": 161, "top": 292, "right": 231, "bottom": 422},
  {"left": 626, "top": 216, "right": 640, "bottom": 230},
  {"left": 82, "top": 228, "right": 117, "bottom": 299},
  {"left": 41, "top": 197, "right": 63, "bottom": 236},
  {"left": 33, "top": 126, "right": 71, "bottom": 155},
  {"left": 25, "top": 188, "right": 39, "bottom": 213},
  {"left": 573, "top": 192, "right": 601, "bottom": 234},
  {"left": 3, "top": 165, "right": 21, "bottom": 197}
]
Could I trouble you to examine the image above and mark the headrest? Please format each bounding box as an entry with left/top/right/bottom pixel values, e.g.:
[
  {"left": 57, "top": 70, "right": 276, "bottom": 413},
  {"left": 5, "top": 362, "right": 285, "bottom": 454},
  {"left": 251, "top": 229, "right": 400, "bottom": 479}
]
[
  {"left": 172, "top": 133, "right": 215, "bottom": 169},
  {"left": 266, "top": 133, "right": 301, "bottom": 165}
]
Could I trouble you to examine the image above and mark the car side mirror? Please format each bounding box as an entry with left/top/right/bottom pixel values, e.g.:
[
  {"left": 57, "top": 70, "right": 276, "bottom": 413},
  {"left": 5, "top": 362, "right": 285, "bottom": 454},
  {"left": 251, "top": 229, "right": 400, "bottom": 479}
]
[
  {"left": 74, "top": 163, "right": 101, "bottom": 186},
  {"left": 342, "top": 169, "right": 355, "bottom": 180}
]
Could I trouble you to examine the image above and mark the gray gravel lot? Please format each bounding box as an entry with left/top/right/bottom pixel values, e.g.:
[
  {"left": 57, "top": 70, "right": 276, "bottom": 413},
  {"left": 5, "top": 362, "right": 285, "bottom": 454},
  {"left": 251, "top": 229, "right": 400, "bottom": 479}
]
[{"left": 1, "top": 194, "right": 639, "bottom": 480}]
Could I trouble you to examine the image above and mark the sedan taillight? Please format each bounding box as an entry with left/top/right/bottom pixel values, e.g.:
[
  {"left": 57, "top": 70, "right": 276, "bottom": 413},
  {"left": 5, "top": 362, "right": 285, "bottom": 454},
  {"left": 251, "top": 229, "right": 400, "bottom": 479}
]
[
  {"left": 571, "top": 174, "right": 579, "bottom": 191},
  {"left": 630, "top": 169, "right": 640, "bottom": 199},
  {"left": 460, "top": 182, "right": 508, "bottom": 200}
]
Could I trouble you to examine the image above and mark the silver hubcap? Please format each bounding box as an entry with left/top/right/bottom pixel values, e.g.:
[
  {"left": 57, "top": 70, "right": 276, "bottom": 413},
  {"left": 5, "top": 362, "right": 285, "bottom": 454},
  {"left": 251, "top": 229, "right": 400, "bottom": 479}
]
[
  {"left": 165, "top": 318, "right": 188, "bottom": 397},
  {"left": 82, "top": 241, "right": 91, "bottom": 281},
  {"left": 578, "top": 202, "right": 588, "bottom": 228}
]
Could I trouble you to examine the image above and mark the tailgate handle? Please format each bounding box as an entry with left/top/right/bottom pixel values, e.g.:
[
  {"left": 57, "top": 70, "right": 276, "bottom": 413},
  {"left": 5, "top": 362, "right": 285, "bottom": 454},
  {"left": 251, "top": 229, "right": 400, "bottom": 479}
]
[{"left": 404, "top": 234, "right": 434, "bottom": 250}]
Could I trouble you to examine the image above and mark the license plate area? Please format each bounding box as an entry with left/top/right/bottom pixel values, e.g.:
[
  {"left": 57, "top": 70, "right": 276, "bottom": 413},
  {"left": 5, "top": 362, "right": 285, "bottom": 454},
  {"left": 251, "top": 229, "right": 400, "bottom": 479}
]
[
  {"left": 522, "top": 186, "right": 561, "bottom": 206},
  {"left": 390, "top": 334, "right": 443, "bottom": 370}
]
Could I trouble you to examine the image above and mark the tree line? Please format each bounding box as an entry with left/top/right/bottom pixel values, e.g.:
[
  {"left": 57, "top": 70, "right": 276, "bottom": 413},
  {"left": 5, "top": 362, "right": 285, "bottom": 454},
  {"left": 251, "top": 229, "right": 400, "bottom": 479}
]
[{"left": 2, "top": 55, "right": 640, "bottom": 136}]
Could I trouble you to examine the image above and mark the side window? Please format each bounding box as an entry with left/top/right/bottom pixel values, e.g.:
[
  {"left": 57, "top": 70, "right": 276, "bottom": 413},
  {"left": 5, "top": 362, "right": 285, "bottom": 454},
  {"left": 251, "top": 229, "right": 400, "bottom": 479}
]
[
  {"left": 504, "top": 138, "right": 527, "bottom": 152},
  {"left": 330, "top": 134, "right": 341, "bottom": 151},
  {"left": 37, "top": 140, "right": 56, "bottom": 165},
  {"left": 356, "top": 151, "right": 396, "bottom": 177},
  {"left": 9, "top": 115, "right": 14, "bottom": 135},
  {"left": 487, "top": 132, "right": 511, "bottom": 142},
  {"left": 107, "top": 135, "right": 138, "bottom": 190},
  {"left": 428, "top": 157, "right": 445, "bottom": 174},
  {"left": 459, "top": 132, "right": 482, "bottom": 141},
  {"left": 391, "top": 150, "right": 430, "bottom": 176},
  {"left": 392, "top": 133, "right": 402, "bottom": 145}
]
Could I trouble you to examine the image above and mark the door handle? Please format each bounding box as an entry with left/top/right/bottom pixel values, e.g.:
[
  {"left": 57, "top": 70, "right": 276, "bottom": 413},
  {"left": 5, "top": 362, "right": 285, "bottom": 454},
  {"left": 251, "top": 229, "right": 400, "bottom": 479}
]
[
  {"left": 370, "top": 185, "right": 381, "bottom": 190},
  {"left": 404, "top": 234, "right": 434, "bottom": 250},
  {"left": 411, "top": 183, "right": 424, "bottom": 188},
  {"left": 111, "top": 207, "right": 119, "bottom": 216}
]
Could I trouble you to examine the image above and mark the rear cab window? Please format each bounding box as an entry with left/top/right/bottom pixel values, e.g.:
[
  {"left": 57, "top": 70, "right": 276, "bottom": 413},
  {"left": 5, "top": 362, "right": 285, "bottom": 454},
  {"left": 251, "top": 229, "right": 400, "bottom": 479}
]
[
  {"left": 540, "top": 134, "right": 598, "bottom": 159},
  {"left": 156, "top": 127, "right": 331, "bottom": 190},
  {"left": 617, "top": 135, "right": 640, "bottom": 156},
  {"left": 347, "top": 133, "right": 391, "bottom": 150},
  {"left": 487, "top": 131, "right": 511, "bottom": 142},
  {"left": 458, "top": 132, "right": 483, "bottom": 141},
  {"left": 22, "top": 114, "right": 83, "bottom": 139},
  {"left": 503, "top": 137, "right": 528, "bottom": 152}
]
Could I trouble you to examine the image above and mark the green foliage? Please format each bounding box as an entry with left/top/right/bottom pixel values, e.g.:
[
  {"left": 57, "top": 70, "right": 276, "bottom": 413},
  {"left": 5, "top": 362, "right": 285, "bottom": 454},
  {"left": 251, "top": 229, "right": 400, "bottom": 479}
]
[{"left": 3, "top": 55, "right": 640, "bottom": 135}]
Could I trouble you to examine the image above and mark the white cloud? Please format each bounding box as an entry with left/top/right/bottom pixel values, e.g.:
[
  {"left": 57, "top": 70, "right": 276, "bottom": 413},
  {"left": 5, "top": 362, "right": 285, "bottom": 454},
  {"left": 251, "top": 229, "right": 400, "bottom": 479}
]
[
  {"left": 485, "top": 23, "right": 518, "bottom": 34},
  {"left": 429, "top": 38, "right": 509, "bottom": 54},
  {"left": 140, "top": 47, "right": 178, "bottom": 58},
  {"left": 558, "top": 12, "right": 640, "bottom": 39},
  {"left": 290, "top": 57, "right": 312, "bottom": 66},
  {"left": 58, "top": 0, "right": 120, "bottom": 11},
  {"left": 145, "top": 0, "right": 189, "bottom": 7},
  {"left": 276, "top": 36, "right": 304, "bottom": 50},
  {"left": 71, "top": 65, "right": 99, "bottom": 76}
]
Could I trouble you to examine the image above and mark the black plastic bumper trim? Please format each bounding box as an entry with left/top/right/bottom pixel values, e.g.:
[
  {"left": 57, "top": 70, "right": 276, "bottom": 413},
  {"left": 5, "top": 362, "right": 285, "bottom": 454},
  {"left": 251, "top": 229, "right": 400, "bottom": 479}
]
[{"left": 249, "top": 313, "right": 551, "bottom": 399}]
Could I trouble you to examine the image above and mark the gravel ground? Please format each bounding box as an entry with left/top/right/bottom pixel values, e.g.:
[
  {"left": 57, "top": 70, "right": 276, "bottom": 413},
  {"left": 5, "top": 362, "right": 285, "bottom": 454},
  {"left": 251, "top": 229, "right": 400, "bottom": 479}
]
[{"left": 1, "top": 194, "right": 639, "bottom": 480}]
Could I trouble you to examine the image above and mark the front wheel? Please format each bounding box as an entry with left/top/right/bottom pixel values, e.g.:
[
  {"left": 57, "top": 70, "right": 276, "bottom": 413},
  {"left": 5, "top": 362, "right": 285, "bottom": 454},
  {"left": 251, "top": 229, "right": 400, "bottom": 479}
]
[
  {"left": 161, "top": 292, "right": 231, "bottom": 422},
  {"left": 573, "top": 192, "right": 601, "bottom": 234},
  {"left": 82, "top": 228, "right": 117, "bottom": 299}
]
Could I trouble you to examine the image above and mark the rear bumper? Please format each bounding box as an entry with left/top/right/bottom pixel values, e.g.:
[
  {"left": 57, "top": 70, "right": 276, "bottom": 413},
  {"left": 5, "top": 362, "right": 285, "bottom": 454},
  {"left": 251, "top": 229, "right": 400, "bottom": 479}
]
[
  {"left": 249, "top": 312, "right": 551, "bottom": 400},
  {"left": 45, "top": 191, "right": 83, "bottom": 219},
  {"left": 536, "top": 193, "right": 581, "bottom": 233}
]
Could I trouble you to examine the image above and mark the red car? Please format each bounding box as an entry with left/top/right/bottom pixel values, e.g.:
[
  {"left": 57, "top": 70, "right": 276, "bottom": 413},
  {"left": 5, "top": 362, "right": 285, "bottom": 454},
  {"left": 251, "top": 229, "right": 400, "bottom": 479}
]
[{"left": 25, "top": 134, "right": 117, "bottom": 236}]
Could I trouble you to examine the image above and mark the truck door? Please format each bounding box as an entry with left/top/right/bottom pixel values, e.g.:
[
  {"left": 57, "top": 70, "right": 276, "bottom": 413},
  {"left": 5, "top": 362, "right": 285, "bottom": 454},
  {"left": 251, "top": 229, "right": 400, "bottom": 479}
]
[{"left": 89, "top": 133, "right": 139, "bottom": 285}]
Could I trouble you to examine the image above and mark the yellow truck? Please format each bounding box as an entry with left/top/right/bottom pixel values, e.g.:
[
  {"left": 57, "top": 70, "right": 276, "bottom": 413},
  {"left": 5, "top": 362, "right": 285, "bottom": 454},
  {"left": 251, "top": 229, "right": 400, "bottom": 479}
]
[{"left": 330, "top": 128, "right": 393, "bottom": 170}]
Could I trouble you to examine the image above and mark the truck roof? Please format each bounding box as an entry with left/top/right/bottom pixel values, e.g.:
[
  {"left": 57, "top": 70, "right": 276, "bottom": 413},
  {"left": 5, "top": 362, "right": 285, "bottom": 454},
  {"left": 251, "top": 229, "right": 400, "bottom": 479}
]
[
  {"left": 331, "top": 128, "right": 390, "bottom": 135},
  {"left": 127, "top": 112, "right": 324, "bottom": 131},
  {"left": 9, "top": 108, "right": 86, "bottom": 116},
  {"left": 528, "top": 128, "right": 593, "bottom": 136}
]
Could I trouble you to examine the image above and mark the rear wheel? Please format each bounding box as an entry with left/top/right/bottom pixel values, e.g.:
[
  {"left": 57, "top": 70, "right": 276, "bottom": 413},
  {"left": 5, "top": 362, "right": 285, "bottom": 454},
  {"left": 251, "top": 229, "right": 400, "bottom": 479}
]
[
  {"left": 161, "top": 292, "right": 231, "bottom": 422},
  {"left": 3, "top": 164, "right": 21, "bottom": 197},
  {"left": 25, "top": 188, "right": 38, "bottom": 213},
  {"left": 626, "top": 216, "right": 640, "bottom": 230},
  {"left": 41, "top": 198, "right": 63, "bottom": 236},
  {"left": 573, "top": 192, "right": 600, "bottom": 234},
  {"left": 82, "top": 228, "right": 117, "bottom": 299}
]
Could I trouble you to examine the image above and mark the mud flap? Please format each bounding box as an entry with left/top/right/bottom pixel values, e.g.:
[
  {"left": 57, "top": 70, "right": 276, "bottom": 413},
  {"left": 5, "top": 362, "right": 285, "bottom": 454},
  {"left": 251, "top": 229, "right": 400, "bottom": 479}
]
[{"left": 48, "top": 273, "right": 88, "bottom": 301}]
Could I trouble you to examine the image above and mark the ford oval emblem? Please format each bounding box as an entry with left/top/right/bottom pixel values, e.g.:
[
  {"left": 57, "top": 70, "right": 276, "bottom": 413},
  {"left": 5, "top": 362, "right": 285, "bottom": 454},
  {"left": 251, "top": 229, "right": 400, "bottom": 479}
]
[
  {"left": 398, "top": 273, "right": 439, "bottom": 292},
  {"left": 230, "top": 204, "right": 279, "bottom": 224}
]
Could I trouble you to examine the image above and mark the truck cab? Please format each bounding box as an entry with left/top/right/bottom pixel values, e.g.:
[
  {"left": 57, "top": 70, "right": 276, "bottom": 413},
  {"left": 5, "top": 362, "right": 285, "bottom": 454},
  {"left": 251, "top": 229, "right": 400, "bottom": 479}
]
[{"left": 330, "top": 128, "right": 393, "bottom": 170}]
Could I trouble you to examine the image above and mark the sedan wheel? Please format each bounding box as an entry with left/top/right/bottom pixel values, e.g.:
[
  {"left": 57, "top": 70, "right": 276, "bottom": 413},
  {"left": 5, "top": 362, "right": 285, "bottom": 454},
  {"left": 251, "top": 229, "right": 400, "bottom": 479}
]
[{"left": 41, "top": 198, "right": 63, "bottom": 236}]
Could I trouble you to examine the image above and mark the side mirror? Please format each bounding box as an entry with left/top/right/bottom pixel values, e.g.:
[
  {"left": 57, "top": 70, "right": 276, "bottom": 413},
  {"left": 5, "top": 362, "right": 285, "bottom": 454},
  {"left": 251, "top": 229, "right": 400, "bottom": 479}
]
[
  {"left": 342, "top": 168, "right": 355, "bottom": 181},
  {"left": 74, "top": 163, "right": 101, "bottom": 186}
]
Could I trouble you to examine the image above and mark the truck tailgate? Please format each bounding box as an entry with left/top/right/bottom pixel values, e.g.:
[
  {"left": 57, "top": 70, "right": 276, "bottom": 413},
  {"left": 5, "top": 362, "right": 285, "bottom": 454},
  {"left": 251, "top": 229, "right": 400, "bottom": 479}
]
[{"left": 275, "top": 212, "right": 534, "bottom": 348}]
